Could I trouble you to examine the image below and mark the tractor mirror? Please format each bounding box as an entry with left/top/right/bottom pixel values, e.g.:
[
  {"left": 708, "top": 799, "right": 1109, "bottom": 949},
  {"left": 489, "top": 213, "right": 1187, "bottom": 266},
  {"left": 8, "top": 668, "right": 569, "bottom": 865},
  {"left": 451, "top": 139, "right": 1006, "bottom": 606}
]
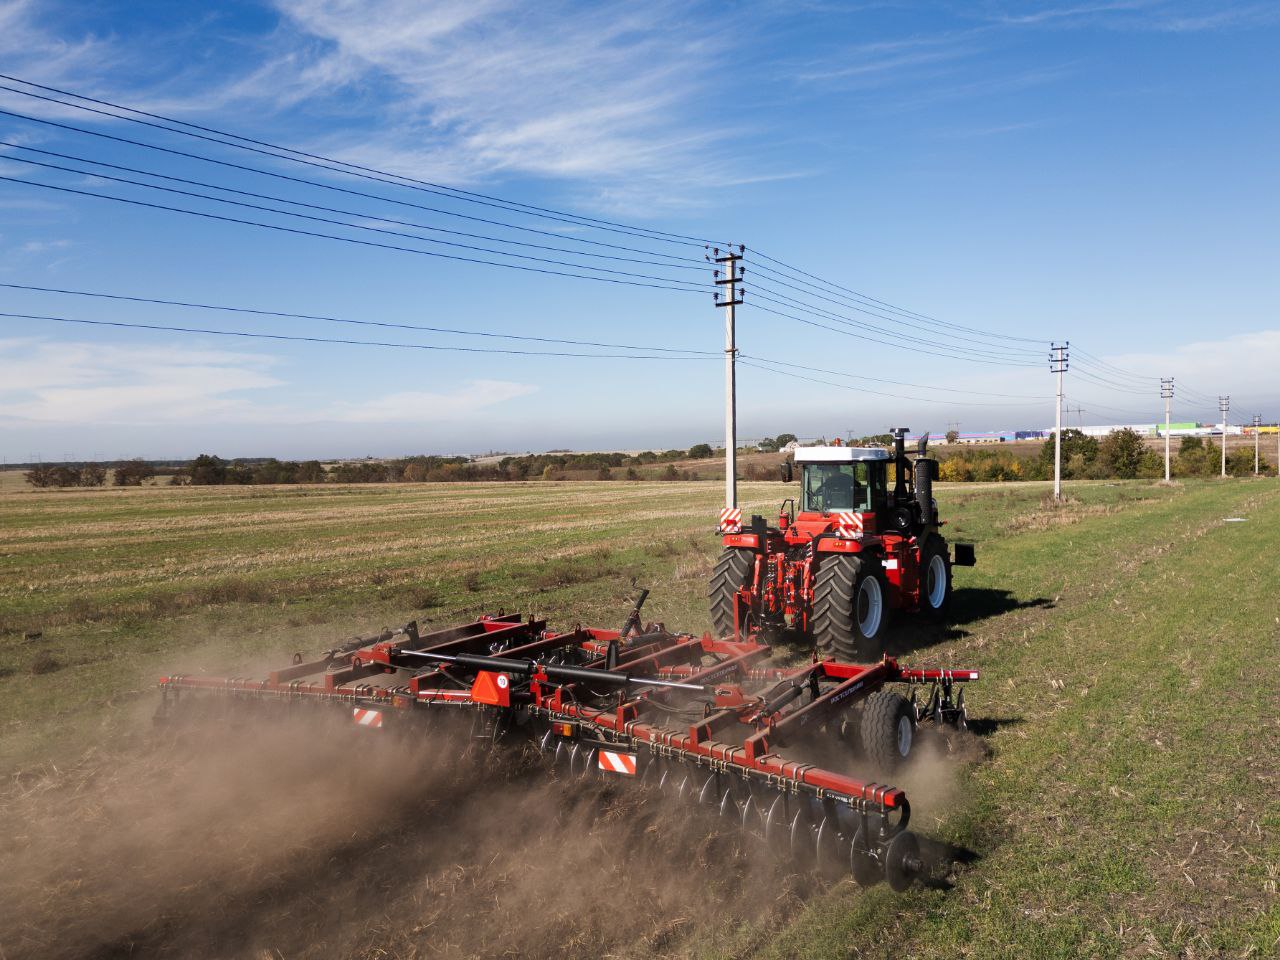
[
  {"left": 917, "top": 433, "right": 930, "bottom": 457},
  {"left": 780, "top": 461, "right": 793, "bottom": 483}
]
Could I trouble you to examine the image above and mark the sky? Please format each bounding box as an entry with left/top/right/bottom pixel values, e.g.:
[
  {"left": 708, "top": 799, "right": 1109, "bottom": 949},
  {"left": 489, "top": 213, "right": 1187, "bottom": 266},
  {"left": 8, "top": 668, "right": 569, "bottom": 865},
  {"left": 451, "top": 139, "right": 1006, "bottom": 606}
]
[{"left": 0, "top": 0, "right": 1276, "bottom": 462}]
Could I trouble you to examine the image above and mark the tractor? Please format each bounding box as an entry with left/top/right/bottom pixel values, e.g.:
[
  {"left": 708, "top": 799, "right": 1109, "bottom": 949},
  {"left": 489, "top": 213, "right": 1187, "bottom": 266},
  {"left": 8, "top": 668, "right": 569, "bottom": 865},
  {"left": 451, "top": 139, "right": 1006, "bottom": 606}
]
[{"left": 709, "top": 428, "right": 975, "bottom": 660}]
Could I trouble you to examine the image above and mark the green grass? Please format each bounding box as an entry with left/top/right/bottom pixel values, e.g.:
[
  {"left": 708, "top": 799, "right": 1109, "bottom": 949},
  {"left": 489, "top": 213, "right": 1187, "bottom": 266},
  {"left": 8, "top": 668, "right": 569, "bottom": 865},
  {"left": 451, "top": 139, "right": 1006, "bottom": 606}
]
[{"left": 1, "top": 477, "right": 1276, "bottom": 958}]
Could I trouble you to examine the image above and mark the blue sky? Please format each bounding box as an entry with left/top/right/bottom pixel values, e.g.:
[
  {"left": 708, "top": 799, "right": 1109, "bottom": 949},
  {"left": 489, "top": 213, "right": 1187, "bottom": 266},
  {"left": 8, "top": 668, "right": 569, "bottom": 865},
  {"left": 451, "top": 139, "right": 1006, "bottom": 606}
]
[{"left": 0, "top": 0, "right": 1276, "bottom": 461}]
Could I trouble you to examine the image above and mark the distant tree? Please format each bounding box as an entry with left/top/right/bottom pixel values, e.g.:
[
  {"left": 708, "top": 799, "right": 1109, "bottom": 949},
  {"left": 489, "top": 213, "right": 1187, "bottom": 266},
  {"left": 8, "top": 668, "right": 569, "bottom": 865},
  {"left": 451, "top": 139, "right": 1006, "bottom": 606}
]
[
  {"left": 687, "top": 443, "right": 714, "bottom": 459},
  {"left": 78, "top": 463, "right": 107, "bottom": 487},
  {"left": 756, "top": 437, "right": 779, "bottom": 453},
  {"left": 661, "top": 463, "right": 680, "bottom": 481},
  {"left": 774, "top": 433, "right": 797, "bottom": 447},
  {"left": 625, "top": 467, "right": 641, "bottom": 481},
  {"left": 596, "top": 467, "right": 613, "bottom": 480},
  {"left": 188, "top": 454, "right": 228, "bottom": 485},
  {"left": 113, "top": 459, "right": 155, "bottom": 486},
  {"left": 296, "top": 460, "right": 326, "bottom": 483},
  {"left": 24, "top": 465, "right": 54, "bottom": 488},
  {"left": 1097, "top": 428, "right": 1146, "bottom": 479},
  {"left": 1039, "top": 429, "right": 1098, "bottom": 471},
  {"left": 945, "top": 430, "right": 960, "bottom": 444},
  {"left": 402, "top": 462, "right": 430, "bottom": 482}
]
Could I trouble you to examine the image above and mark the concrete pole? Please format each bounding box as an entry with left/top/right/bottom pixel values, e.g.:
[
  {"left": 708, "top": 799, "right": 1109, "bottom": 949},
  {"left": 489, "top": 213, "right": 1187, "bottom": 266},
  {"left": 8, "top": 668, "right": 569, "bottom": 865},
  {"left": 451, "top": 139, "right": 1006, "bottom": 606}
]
[
  {"left": 714, "top": 247, "right": 743, "bottom": 510},
  {"left": 1253, "top": 415, "right": 1261, "bottom": 474},
  {"left": 1161, "top": 378, "right": 1173, "bottom": 482},
  {"left": 1051, "top": 343, "right": 1067, "bottom": 500},
  {"left": 1219, "top": 396, "right": 1230, "bottom": 477}
]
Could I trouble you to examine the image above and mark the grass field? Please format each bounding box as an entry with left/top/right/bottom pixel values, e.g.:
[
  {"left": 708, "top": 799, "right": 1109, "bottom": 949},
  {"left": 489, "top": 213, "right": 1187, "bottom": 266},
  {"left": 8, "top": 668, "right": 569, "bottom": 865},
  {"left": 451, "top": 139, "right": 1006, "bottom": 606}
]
[{"left": 1, "top": 477, "right": 1277, "bottom": 958}]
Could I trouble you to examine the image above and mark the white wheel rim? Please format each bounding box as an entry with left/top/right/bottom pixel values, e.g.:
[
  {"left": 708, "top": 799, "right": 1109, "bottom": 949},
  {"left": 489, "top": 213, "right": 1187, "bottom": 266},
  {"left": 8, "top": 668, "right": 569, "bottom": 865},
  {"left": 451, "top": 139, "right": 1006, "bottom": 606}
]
[
  {"left": 926, "top": 554, "right": 947, "bottom": 609},
  {"left": 897, "top": 715, "right": 913, "bottom": 757},
  {"left": 857, "top": 575, "right": 883, "bottom": 636}
]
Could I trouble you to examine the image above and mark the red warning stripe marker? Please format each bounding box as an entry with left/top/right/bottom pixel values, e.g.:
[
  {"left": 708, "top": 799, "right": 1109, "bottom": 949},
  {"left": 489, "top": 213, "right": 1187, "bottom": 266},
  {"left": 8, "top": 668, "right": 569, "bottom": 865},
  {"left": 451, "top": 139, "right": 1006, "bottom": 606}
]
[
  {"left": 597, "top": 750, "right": 638, "bottom": 775},
  {"left": 352, "top": 707, "right": 383, "bottom": 728}
]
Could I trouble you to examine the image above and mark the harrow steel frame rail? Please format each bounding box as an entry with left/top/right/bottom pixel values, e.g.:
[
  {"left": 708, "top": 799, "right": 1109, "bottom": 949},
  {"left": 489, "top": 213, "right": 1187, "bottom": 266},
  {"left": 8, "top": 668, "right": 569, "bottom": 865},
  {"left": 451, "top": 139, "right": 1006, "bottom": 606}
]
[{"left": 158, "top": 612, "right": 978, "bottom": 890}]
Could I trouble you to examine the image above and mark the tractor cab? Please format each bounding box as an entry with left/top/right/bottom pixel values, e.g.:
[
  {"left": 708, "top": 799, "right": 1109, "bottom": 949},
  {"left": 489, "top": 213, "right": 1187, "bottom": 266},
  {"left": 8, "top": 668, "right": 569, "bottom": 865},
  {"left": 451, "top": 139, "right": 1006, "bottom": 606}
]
[{"left": 788, "top": 445, "right": 891, "bottom": 540}]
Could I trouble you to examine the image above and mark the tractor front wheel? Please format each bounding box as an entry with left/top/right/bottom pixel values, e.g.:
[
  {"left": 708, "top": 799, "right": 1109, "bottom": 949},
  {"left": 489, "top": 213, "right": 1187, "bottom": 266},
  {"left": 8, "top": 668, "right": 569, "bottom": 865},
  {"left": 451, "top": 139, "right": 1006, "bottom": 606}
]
[
  {"left": 811, "top": 554, "right": 889, "bottom": 661},
  {"left": 709, "top": 548, "right": 754, "bottom": 638}
]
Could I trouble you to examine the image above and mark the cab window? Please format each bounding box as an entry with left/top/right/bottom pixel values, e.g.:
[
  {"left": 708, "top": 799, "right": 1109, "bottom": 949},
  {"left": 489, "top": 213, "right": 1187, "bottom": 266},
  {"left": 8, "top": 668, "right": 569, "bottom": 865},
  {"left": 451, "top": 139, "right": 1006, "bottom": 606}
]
[{"left": 802, "top": 462, "right": 872, "bottom": 513}]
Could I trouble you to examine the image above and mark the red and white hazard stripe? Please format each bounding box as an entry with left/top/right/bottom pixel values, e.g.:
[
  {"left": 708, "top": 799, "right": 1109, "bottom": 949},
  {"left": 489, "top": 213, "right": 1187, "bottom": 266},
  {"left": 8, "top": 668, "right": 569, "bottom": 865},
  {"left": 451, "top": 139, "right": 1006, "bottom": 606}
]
[
  {"left": 596, "top": 750, "right": 638, "bottom": 775},
  {"left": 352, "top": 707, "right": 383, "bottom": 728},
  {"left": 835, "top": 511, "right": 863, "bottom": 538},
  {"left": 718, "top": 507, "right": 742, "bottom": 533}
]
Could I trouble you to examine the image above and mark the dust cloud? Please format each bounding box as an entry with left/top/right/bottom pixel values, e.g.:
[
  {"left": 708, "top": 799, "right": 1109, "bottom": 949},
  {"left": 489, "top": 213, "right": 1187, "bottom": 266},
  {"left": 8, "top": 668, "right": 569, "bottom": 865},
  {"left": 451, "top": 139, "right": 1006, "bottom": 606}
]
[{"left": 0, "top": 708, "right": 807, "bottom": 960}]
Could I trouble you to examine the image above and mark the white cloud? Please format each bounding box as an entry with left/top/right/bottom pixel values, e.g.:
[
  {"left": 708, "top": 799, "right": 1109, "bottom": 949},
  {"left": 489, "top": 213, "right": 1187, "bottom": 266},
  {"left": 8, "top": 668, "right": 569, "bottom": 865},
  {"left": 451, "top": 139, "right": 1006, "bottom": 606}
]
[
  {"left": 329, "top": 379, "right": 538, "bottom": 422},
  {"left": 0, "top": 339, "right": 284, "bottom": 422}
]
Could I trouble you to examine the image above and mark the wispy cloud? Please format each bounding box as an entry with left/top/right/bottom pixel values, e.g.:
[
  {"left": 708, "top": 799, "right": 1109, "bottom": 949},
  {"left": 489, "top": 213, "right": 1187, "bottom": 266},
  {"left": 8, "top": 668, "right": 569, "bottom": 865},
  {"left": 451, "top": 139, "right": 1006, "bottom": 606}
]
[{"left": 330, "top": 380, "right": 538, "bottom": 423}]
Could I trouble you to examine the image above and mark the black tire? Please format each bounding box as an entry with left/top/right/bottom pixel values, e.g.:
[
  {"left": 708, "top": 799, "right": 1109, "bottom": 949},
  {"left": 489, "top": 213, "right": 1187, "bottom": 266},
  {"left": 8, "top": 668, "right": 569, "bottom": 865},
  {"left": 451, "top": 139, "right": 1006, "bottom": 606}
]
[
  {"left": 860, "top": 691, "right": 915, "bottom": 771},
  {"left": 708, "top": 548, "right": 754, "bottom": 638},
  {"left": 811, "top": 554, "right": 889, "bottom": 661},
  {"left": 919, "top": 535, "right": 953, "bottom": 621}
]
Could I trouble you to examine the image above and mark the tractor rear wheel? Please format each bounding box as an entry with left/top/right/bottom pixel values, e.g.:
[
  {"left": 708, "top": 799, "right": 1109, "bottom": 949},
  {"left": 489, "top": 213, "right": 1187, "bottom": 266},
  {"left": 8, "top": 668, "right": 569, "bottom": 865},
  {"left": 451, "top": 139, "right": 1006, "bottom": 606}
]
[
  {"left": 920, "top": 535, "right": 952, "bottom": 620},
  {"left": 811, "top": 554, "right": 889, "bottom": 661},
  {"left": 709, "top": 548, "right": 754, "bottom": 638},
  {"left": 861, "top": 691, "right": 915, "bottom": 771}
]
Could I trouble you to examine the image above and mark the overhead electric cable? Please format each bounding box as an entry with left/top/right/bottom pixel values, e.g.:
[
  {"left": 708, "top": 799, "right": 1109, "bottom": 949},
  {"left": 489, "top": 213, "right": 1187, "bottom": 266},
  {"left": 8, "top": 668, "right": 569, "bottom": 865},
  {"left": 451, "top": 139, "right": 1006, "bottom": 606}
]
[
  {"left": 743, "top": 301, "right": 1042, "bottom": 367},
  {"left": 0, "top": 153, "right": 710, "bottom": 288},
  {"left": 0, "top": 311, "right": 720, "bottom": 360},
  {"left": 0, "top": 174, "right": 708, "bottom": 293},
  {"left": 0, "top": 107, "right": 704, "bottom": 264},
  {"left": 739, "top": 358, "right": 1038, "bottom": 407},
  {"left": 0, "top": 281, "right": 717, "bottom": 355},
  {"left": 736, "top": 352, "right": 1050, "bottom": 399},
  {"left": 745, "top": 247, "right": 1046, "bottom": 344},
  {"left": 0, "top": 77, "right": 717, "bottom": 247},
  {"left": 0, "top": 142, "right": 705, "bottom": 272}
]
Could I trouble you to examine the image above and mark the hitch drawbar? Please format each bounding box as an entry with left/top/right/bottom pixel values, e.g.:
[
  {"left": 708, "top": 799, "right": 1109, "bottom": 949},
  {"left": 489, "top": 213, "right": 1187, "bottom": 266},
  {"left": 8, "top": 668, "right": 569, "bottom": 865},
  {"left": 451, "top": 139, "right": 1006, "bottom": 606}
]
[{"left": 158, "top": 608, "right": 978, "bottom": 891}]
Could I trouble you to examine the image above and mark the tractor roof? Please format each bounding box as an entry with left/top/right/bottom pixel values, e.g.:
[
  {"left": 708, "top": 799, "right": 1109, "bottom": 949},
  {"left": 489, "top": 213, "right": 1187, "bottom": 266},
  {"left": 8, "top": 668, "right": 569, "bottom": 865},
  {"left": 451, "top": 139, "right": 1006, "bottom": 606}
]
[{"left": 793, "top": 445, "right": 891, "bottom": 463}]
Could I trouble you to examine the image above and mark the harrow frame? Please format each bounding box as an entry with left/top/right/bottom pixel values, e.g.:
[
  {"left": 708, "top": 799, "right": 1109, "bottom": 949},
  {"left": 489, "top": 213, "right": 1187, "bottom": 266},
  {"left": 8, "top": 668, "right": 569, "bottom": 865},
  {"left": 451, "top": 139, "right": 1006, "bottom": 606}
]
[{"left": 158, "top": 611, "right": 977, "bottom": 890}]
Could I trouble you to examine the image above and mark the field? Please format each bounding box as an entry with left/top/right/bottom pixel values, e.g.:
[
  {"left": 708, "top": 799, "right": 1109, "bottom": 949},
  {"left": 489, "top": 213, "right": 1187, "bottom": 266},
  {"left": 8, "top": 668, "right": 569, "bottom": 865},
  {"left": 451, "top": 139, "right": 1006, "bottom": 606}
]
[{"left": 1, "top": 478, "right": 1277, "bottom": 959}]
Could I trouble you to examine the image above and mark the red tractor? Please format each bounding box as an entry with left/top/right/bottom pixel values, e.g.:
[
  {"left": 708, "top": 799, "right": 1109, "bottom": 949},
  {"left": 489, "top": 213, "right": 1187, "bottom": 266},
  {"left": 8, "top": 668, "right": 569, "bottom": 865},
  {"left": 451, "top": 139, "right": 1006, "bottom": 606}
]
[{"left": 709, "top": 428, "right": 975, "bottom": 660}]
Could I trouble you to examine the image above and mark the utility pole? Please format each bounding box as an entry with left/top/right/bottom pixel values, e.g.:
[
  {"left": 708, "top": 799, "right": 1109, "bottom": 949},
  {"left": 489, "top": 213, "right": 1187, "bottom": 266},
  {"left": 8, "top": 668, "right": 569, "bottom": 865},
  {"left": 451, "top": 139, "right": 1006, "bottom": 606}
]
[
  {"left": 1161, "top": 378, "right": 1174, "bottom": 482},
  {"left": 1253, "top": 415, "right": 1262, "bottom": 474},
  {"left": 1219, "top": 396, "right": 1230, "bottom": 477},
  {"left": 1050, "top": 343, "right": 1069, "bottom": 501},
  {"left": 712, "top": 245, "right": 744, "bottom": 511}
]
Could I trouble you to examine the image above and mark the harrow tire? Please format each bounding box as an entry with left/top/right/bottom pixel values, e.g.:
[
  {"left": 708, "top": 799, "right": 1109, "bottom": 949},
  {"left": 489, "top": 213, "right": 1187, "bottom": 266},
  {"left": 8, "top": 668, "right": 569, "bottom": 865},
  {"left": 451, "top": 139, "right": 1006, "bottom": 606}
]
[
  {"left": 919, "top": 535, "right": 952, "bottom": 621},
  {"left": 811, "top": 554, "right": 889, "bottom": 661},
  {"left": 709, "top": 548, "right": 754, "bottom": 638},
  {"left": 861, "top": 691, "right": 916, "bottom": 771}
]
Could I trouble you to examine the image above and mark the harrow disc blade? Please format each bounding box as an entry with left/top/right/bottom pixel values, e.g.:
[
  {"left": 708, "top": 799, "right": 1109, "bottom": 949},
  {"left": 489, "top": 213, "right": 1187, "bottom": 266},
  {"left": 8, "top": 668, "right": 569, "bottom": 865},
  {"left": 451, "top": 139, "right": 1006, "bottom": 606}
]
[
  {"left": 850, "top": 827, "right": 883, "bottom": 887},
  {"left": 815, "top": 817, "right": 849, "bottom": 881},
  {"left": 763, "top": 796, "right": 789, "bottom": 856},
  {"left": 581, "top": 748, "right": 598, "bottom": 780},
  {"left": 884, "top": 829, "right": 922, "bottom": 893},
  {"left": 789, "top": 811, "right": 817, "bottom": 870},
  {"left": 568, "top": 743, "right": 582, "bottom": 777},
  {"left": 719, "top": 789, "right": 737, "bottom": 820},
  {"left": 698, "top": 773, "right": 717, "bottom": 805},
  {"left": 740, "top": 794, "right": 757, "bottom": 833},
  {"left": 538, "top": 729, "right": 554, "bottom": 753}
]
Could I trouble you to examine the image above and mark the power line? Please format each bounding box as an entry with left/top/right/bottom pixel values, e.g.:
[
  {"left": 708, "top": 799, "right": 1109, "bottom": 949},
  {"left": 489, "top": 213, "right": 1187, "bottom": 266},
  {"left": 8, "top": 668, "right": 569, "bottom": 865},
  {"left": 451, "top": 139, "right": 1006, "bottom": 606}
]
[
  {"left": 0, "top": 311, "right": 721, "bottom": 360},
  {"left": 0, "top": 153, "right": 710, "bottom": 288},
  {"left": 742, "top": 297, "right": 1043, "bottom": 367},
  {"left": 745, "top": 247, "right": 1046, "bottom": 344},
  {"left": 736, "top": 352, "right": 1050, "bottom": 400},
  {"left": 741, "top": 269, "right": 1044, "bottom": 357},
  {"left": 0, "top": 141, "right": 706, "bottom": 272},
  {"left": 0, "top": 174, "right": 709, "bottom": 293},
  {"left": 0, "top": 281, "right": 718, "bottom": 355},
  {"left": 0, "top": 76, "right": 717, "bottom": 247},
  {"left": 0, "top": 106, "right": 704, "bottom": 264},
  {"left": 739, "top": 356, "right": 1044, "bottom": 407},
  {"left": 744, "top": 280, "right": 1042, "bottom": 361}
]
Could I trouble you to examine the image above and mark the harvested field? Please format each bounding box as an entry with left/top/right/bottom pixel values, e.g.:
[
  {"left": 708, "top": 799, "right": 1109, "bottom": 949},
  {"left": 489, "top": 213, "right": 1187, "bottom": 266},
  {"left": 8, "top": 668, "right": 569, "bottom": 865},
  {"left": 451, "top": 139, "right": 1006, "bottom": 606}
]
[{"left": 1, "top": 478, "right": 1277, "bottom": 958}]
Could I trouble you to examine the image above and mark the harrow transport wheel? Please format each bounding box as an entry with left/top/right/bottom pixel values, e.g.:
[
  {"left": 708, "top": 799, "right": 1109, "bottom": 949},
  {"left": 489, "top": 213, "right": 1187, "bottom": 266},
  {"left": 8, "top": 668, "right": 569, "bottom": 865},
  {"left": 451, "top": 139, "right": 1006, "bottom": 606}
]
[
  {"left": 709, "top": 548, "right": 754, "bottom": 638},
  {"left": 920, "top": 535, "right": 952, "bottom": 620},
  {"left": 812, "top": 554, "right": 889, "bottom": 661},
  {"left": 861, "top": 691, "right": 916, "bottom": 771}
]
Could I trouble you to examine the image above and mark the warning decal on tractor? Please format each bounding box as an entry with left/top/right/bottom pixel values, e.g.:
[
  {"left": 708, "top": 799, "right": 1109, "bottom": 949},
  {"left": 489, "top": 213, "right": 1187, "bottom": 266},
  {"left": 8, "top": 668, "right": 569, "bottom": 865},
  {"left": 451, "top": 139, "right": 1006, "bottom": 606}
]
[
  {"left": 835, "top": 511, "right": 863, "bottom": 537},
  {"left": 352, "top": 707, "right": 383, "bottom": 728},
  {"left": 718, "top": 507, "right": 742, "bottom": 533},
  {"left": 596, "top": 750, "right": 638, "bottom": 775}
]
